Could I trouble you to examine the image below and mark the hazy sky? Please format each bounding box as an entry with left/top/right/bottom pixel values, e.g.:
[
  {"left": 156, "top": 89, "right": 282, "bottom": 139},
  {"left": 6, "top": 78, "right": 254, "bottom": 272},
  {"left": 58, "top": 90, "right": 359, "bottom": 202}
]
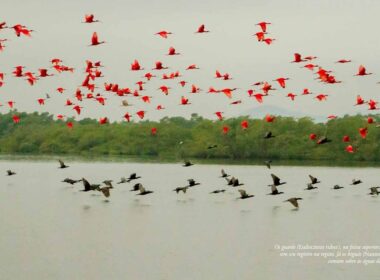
[{"left": 1, "top": 0, "right": 380, "bottom": 121}]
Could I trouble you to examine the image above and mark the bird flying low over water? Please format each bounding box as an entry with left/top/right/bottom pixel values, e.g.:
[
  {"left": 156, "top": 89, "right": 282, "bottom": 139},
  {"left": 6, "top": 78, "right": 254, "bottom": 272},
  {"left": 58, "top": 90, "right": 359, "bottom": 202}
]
[
  {"left": 187, "top": 179, "right": 200, "bottom": 187},
  {"left": 126, "top": 173, "right": 141, "bottom": 182},
  {"left": 264, "top": 160, "right": 272, "bottom": 169},
  {"left": 137, "top": 184, "right": 153, "bottom": 195},
  {"left": 238, "top": 189, "right": 254, "bottom": 199},
  {"left": 173, "top": 186, "right": 189, "bottom": 193},
  {"left": 80, "top": 178, "right": 100, "bottom": 192},
  {"left": 58, "top": 159, "right": 69, "bottom": 169},
  {"left": 368, "top": 187, "right": 380, "bottom": 196},
  {"left": 351, "top": 179, "right": 362, "bottom": 185},
  {"left": 210, "top": 189, "right": 226, "bottom": 194},
  {"left": 267, "top": 185, "right": 284, "bottom": 195},
  {"left": 305, "top": 183, "right": 318, "bottom": 190},
  {"left": 284, "top": 197, "right": 302, "bottom": 208},
  {"left": 220, "top": 169, "right": 229, "bottom": 178},
  {"left": 97, "top": 186, "right": 112, "bottom": 198},
  {"left": 62, "top": 178, "right": 80, "bottom": 185},
  {"left": 270, "top": 174, "right": 286, "bottom": 186},
  {"left": 333, "top": 185, "right": 344, "bottom": 190},
  {"left": 309, "top": 175, "right": 320, "bottom": 184},
  {"left": 6, "top": 170, "right": 16, "bottom": 176}
]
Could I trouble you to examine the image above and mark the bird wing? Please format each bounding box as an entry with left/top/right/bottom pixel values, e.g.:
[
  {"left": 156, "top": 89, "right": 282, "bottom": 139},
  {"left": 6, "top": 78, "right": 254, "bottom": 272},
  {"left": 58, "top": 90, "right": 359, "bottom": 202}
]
[
  {"left": 101, "top": 188, "right": 110, "bottom": 198},
  {"left": 238, "top": 189, "right": 247, "bottom": 197},
  {"left": 271, "top": 174, "right": 280, "bottom": 185},
  {"left": 289, "top": 199, "right": 299, "bottom": 208},
  {"left": 271, "top": 185, "right": 277, "bottom": 193},
  {"left": 58, "top": 159, "right": 64, "bottom": 167},
  {"left": 139, "top": 184, "right": 146, "bottom": 193},
  {"left": 309, "top": 175, "right": 316, "bottom": 183}
]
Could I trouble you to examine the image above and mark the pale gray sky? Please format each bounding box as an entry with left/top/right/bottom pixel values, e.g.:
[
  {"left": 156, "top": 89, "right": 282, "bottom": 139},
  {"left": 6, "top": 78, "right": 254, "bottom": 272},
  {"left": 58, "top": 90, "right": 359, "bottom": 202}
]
[{"left": 1, "top": 0, "right": 380, "bottom": 121}]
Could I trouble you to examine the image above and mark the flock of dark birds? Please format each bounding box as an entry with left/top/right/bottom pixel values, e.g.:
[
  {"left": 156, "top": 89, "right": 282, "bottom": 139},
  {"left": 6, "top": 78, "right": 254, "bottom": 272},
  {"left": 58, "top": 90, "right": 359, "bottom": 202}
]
[{"left": 5, "top": 158, "right": 379, "bottom": 209}]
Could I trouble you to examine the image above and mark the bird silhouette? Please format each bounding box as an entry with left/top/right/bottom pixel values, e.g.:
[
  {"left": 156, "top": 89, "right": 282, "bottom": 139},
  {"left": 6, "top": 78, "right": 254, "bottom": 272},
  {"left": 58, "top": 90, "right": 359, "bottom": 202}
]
[
  {"left": 238, "top": 189, "right": 254, "bottom": 199},
  {"left": 284, "top": 197, "right": 302, "bottom": 208},
  {"left": 351, "top": 179, "right": 362, "bottom": 185},
  {"left": 220, "top": 169, "right": 229, "bottom": 178},
  {"left": 368, "top": 187, "right": 380, "bottom": 196},
  {"left": 183, "top": 160, "right": 194, "bottom": 167},
  {"left": 187, "top": 179, "right": 200, "bottom": 187},
  {"left": 309, "top": 175, "right": 320, "bottom": 184},
  {"left": 58, "top": 159, "right": 69, "bottom": 169},
  {"left": 137, "top": 184, "right": 153, "bottom": 195},
  {"left": 6, "top": 170, "right": 16, "bottom": 176},
  {"left": 62, "top": 178, "right": 80, "bottom": 185},
  {"left": 270, "top": 174, "right": 286, "bottom": 186},
  {"left": 173, "top": 186, "right": 189, "bottom": 193},
  {"left": 127, "top": 173, "right": 141, "bottom": 183},
  {"left": 210, "top": 189, "right": 226, "bottom": 194},
  {"left": 267, "top": 185, "right": 284, "bottom": 195},
  {"left": 305, "top": 183, "right": 318, "bottom": 190}
]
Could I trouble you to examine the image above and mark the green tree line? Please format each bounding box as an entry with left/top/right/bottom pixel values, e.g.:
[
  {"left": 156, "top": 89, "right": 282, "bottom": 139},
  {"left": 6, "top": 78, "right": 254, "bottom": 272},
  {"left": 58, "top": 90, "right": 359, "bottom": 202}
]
[{"left": 0, "top": 111, "right": 379, "bottom": 162}]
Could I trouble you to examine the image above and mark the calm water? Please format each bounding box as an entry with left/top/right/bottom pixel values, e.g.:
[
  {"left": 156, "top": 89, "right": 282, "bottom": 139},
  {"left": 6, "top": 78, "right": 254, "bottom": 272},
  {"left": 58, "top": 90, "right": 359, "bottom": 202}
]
[{"left": 1, "top": 160, "right": 380, "bottom": 280}]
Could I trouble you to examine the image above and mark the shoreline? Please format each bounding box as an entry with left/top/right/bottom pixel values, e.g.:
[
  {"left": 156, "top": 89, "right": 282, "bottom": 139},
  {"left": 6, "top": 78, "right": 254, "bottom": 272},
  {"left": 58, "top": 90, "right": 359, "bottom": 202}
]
[{"left": 0, "top": 154, "right": 379, "bottom": 168}]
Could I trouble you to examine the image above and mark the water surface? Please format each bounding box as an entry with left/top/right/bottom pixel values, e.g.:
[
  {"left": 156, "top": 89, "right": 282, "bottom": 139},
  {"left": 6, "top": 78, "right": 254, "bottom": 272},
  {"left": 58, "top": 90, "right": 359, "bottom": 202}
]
[{"left": 1, "top": 161, "right": 379, "bottom": 279}]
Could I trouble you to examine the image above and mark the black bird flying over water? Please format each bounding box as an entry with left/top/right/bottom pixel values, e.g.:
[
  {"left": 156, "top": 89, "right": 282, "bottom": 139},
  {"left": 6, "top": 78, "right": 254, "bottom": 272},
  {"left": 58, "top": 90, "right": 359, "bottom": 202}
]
[
  {"left": 351, "top": 179, "right": 362, "bottom": 185},
  {"left": 270, "top": 174, "right": 286, "bottom": 186},
  {"left": 137, "top": 184, "right": 154, "bottom": 196},
  {"left": 187, "top": 179, "right": 200, "bottom": 187},
  {"left": 238, "top": 189, "right": 254, "bottom": 199},
  {"left": 62, "top": 178, "right": 80, "bottom": 185},
  {"left": 127, "top": 173, "right": 141, "bottom": 183},
  {"left": 6, "top": 170, "right": 16, "bottom": 176},
  {"left": 174, "top": 186, "right": 189, "bottom": 193},
  {"left": 220, "top": 169, "right": 229, "bottom": 178},
  {"left": 368, "top": 187, "right": 380, "bottom": 196},
  {"left": 58, "top": 159, "right": 69, "bottom": 169},
  {"left": 305, "top": 183, "right": 318, "bottom": 190},
  {"left": 333, "top": 184, "right": 344, "bottom": 190},
  {"left": 309, "top": 175, "right": 320, "bottom": 184},
  {"left": 267, "top": 185, "right": 284, "bottom": 195},
  {"left": 210, "top": 189, "right": 225, "bottom": 194}
]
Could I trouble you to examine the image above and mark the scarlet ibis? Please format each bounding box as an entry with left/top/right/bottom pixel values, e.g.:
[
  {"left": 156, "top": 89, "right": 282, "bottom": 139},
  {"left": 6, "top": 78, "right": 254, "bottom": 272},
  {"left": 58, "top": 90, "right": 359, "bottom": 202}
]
[
  {"left": 155, "top": 30, "right": 172, "bottom": 38},
  {"left": 355, "top": 65, "right": 372, "bottom": 76},
  {"left": 90, "top": 32, "right": 105, "bottom": 46},
  {"left": 196, "top": 24, "right": 209, "bottom": 33},
  {"left": 84, "top": 14, "right": 99, "bottom": 23},
  {"left": 167, "top": 47, "right": 180, "bottom": 55},
  {"left": 256, "top": 21, "right": 271, "bottom": 32}
]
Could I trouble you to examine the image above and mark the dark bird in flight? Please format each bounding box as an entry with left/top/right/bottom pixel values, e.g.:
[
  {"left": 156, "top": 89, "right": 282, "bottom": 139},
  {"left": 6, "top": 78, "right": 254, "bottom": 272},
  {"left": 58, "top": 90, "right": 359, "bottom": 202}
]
[
  {"left": 264, "top": 131, "right": 275, "bottom": 139},
  {"left": 130, "top": 183, "right": 142, "bottom": 192},
  {"left": 309, "top": 175, "right": 320, "bottom": 184},
  {"left": 173, "top": 186, "right": 189, "bottom": 193},
  {"left": 220, "top": 169, "right": 229, "bottom": 178},
  {"left": 332, "top": 184, "right": 344, "bottom": 190},
  {"left": 226, "top": 177, "right": 244, "bottom": 187},
  {"left": 350, "top": 179, "right": 362, "bottom": 185},
  {"left": 284, "top": 197, "right": 303, "bottom": 208},
  {"left": 6, "top": 170, "right": 16, "bottom": 176},
  {"left": 183, "top": 160, "right": 194, "bottom": 167},
  {"left": 127, "top": 173, "right": 141, "bottom": 183},
  {"left": 62, "top": 178, "right": 80, "bottom": 185},
  {"left": 270, "top": 174, "right": 286, "bottom": 186},
  {"left": 368, "top": 187, "right": 380, "bottom": 196},
  {"left": 238, "top": 189, "right": 254, "bottom": 199},
  {"left": 58, "top": 159, "right": 69, "bottom": 169},
  {"left": 264, "top": 160, "right": 272, "bottom": 169},
  {"left": 187, "top": 179, "right": 200, "bottom": 187},
  {"left": 210, "top": 189, "right": 225, "bottom": 194},
  {"left": 305, "top": 183, "right": 318, "bottom": 190},
  {"left": 267, "top": 185, "right": 284, "bottom": 195},
  {"left": 80, "top": 178, "right": 100, "bottom": 192},
  {"left": 137, "top": 184, "right": 154, "bottom": 195}
]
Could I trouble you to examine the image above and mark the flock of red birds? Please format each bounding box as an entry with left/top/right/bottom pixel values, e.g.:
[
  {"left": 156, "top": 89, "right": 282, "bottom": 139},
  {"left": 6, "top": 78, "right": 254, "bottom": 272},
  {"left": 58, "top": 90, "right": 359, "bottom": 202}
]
[{"left": 0, "top": 15, "right": 379, "bottom": 154}]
